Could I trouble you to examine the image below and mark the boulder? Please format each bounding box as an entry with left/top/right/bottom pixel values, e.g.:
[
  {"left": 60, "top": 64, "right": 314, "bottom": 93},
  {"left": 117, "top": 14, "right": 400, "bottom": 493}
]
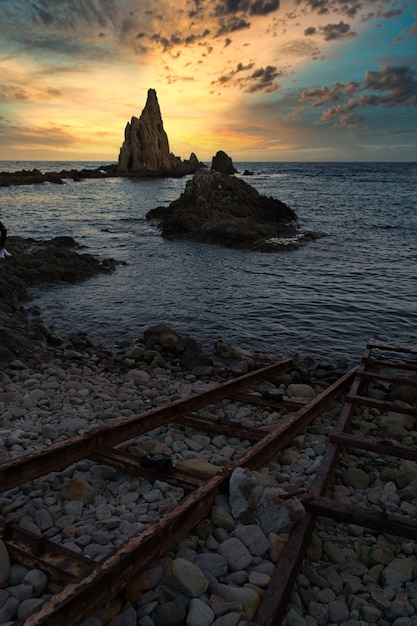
[
  {"left": 118, "top": 89, "right": 204, "bottom": 178},
  {"left": 211, "top": 150, "right": 237, "bottom": 174},
  {"left": 146, "top": 168, "right": 318, "bottom": 251}
]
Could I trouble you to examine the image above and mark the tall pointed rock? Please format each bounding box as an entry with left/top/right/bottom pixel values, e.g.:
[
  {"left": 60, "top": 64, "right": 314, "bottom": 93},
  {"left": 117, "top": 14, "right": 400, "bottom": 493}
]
[{"left": 118, "top": 89, "right": 202, "bottom": 177}]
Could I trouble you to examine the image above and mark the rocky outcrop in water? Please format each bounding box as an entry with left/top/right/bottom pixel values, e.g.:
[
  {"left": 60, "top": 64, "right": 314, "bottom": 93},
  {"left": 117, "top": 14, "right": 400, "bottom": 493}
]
[
  {"left": 118, "top": 89, "right": 204, "bottom": 178},
  {"left": 0, "top": 237, "right": 120, "bottom": 365},
  {"left": 211, "top": 150, "right": 237, "bottom": 174},
  {"left": 146, "top": 169, "right": 317, "bottom": 251},
  {"left": 0, "top": 165, "right": 118, "bottom": 187}
]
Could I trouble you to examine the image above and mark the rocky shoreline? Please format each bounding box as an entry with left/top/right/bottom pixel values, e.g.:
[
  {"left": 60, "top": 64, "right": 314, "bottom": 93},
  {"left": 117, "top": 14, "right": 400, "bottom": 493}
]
[
  {"left": 0, "top": 235, "right": 122, "bottom": 366},
  {"left": 0, "top": 336, "right": 416, "bottom": 626},
  {"left": 0, "top": 242, "right": 416, "bottom": 626}
]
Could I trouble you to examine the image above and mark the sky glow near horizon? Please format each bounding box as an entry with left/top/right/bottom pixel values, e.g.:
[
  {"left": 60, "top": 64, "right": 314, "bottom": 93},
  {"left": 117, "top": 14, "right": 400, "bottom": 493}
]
[{"left": 0, "top": 0, "right": 416, "bottom": 162}]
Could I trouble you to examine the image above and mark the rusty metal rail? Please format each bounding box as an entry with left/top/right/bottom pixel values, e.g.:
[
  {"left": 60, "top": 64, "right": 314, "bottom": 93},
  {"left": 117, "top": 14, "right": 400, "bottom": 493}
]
[
  {"left": 4, "top": 340, "right": 415, "bottom": 626},
  {"left": 250, "top": 339, "right": 417, "bottom": 626},
  {"left": 0, "top": 356, "right": 350, "bottom": 626}
]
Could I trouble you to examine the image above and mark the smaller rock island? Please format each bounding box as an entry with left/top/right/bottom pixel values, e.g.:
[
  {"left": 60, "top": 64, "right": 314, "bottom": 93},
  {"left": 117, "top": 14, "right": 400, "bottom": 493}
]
[{"left": 146, "top": 167, "right": 317, "bottom": 252}]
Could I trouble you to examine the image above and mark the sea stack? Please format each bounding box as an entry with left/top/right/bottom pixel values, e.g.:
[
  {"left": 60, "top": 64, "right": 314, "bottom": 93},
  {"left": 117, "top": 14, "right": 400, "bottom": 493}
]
[{"left": 118, "top": 89, "right": 203, "bottom": 178}]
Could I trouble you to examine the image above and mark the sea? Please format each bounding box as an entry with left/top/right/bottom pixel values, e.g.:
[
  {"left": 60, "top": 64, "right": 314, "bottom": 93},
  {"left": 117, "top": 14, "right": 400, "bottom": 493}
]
[{"left": 1, "top": 160, "right": 416, "bottom": 365}]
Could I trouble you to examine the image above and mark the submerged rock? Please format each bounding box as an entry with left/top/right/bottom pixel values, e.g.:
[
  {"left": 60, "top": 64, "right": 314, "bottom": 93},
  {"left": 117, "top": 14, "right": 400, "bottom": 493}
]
[{"left": 146, "top": 168, "right": 317, "bottom": 251}]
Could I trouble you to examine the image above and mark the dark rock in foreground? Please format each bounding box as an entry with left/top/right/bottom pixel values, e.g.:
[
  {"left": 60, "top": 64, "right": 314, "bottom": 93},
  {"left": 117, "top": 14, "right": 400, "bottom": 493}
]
[
  {"left": 0, "top": 237, "right": 121, "bottom": 365},
  {"left": 146, "top": 169, "right": 317, "bottom": 251}
]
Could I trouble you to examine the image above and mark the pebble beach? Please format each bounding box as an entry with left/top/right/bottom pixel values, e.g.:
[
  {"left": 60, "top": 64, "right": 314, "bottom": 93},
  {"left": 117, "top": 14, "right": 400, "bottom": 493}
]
[{"left": 1, "top": 327, "right": 417, "bottom": 626}]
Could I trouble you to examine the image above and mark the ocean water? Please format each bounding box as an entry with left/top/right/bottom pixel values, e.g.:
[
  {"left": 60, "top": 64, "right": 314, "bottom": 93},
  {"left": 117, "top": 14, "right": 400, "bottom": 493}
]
[{"left": 1, "top": 160, "right": 416, "bottom": 363}]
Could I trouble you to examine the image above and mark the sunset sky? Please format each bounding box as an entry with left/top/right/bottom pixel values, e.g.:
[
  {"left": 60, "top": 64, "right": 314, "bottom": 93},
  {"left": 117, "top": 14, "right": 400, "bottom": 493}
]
[{"left": 0, "top": 0, "right": 416, "bottom": 162}]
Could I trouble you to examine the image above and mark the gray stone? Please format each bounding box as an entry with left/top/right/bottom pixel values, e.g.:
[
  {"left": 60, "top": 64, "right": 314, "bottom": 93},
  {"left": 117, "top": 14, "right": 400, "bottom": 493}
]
[
  {"left": 165, "top": 557, "right": 208, "bottom": 598},
  {"left": 23, "top": 569, "right": 48, "bottom": 596},
  {"left": 108, "top": 606, "right": 137, "bottom": 626},
  {"left": 186, "top": 597, "right": 215, "bottom": 626},
  {"left": 211, "top": 613, "right": 241, "bottom": 626},
  {"left": 211, "top": 505, "right": 235, "bottom": 531},
  {"left": 211, "top": 582, "right": 261, "bottom": 621},
  {"left": 194, "top": 553, "right": 228, "bottom": 579},
  {"left": 153, "top": 595, "right": 188, "bottom": 626},
  {"left": 341, "top": 467, "right": 370, "bottom": 489},
  {"left": 288, "top": 383, "right": 316, "bottom": 399},
  {"left": 328, "top": 599, "right": 349, "bottom": 623},
  {"left": 17, "top": 598, "right": 46, "bottom": 620},
  {"left": 382, "top": 558, "right": 413, "bottom": 588},
  {"left": 0, "top": 596, "right": 19, "bottom": 623},
  {"left": 233, "top": 524, "right": 270, "bottom": 556},
  {"left": 218, "top": 537, "right": 253, "bottom": 571}
]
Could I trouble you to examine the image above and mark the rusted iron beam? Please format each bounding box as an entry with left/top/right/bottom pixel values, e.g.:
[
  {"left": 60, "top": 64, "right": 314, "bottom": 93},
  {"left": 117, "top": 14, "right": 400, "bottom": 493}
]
[
  {"left": 331, "top": 362, "right": 381, "bottom": 437},
  {"left": 231, "top": 391, "right": 303, "bottom": 411},
  {"left": 0, "top": 522, "right": 93, "bottom": 582},
  {"left": 20, "top": 472, "right": 226, "bottom": 626},
  {"left": 367, "top": 339, "right": 417, "bottom": 356},
  {"left": 235, "top": 367, "right": 357, "bottom": 473},
  {"left": 249, "top": 372, "right": 359, "bottom": 626},
  {"left": 179, "top": 412, "right": 265, "bottom": 441},
  {"left": 347, "top": 394, "right": 417, "bottom": 417},
  {"left": 250, "top": 513, "right": 317, "bottom": 626},
  {"left": 91, "top": 449, "right": 204, "bottom": 490},
  {"left": 18, "top": 366, "right": 351, "bottom": 626},
  {"left": 330, "top": 432, "right": 417, "bottom": 461},
  {"left": 361, "top": 357, "right": 417, "bottom": 373},
  {"left": 357, "top": 370, "right": 417, "bottom": 388},
  {"left": 0, "top": 359, "right": 294, "bottom": 493},
  {"left": 303, "top": 496, "right": 417, "bottom": 539}
]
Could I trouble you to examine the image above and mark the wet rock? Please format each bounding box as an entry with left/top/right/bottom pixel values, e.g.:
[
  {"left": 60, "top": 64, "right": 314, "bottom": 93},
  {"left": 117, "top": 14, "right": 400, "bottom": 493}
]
[
  {"left": 211, "top": 150, "right": 237, "bottom": 174},
  {"left": 0, "top": 236, "right": 120, "bottom": 366},
  {"left": 146, "top": 168, "right": 318, "bottom": 252}
]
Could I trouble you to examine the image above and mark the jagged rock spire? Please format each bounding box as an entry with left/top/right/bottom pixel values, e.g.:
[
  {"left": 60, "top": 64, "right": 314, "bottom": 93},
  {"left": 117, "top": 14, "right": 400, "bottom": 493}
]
[{"left": 118, "top": 89, "right": 202, "bottom": 177}]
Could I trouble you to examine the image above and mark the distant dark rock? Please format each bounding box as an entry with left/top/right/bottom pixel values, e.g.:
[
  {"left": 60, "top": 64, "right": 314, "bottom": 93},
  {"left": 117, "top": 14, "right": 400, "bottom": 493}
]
[
  {"left": 146, "top": 168, "right": 318, "bottom": 252},
  {"left": 0, "top": 165, "right": 118, "bottom": 187},
  {"left": 211, "top": 150, "right": 237, "bottom": 174},
  {"left": 118, "top": 89, "right": 204, "bottom": 178},
  {"left": 243, "top": 170, "right": 254, "bottom": 176}
]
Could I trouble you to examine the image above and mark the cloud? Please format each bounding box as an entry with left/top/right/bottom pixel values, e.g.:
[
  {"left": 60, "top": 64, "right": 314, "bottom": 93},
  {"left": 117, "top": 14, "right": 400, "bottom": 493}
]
[
  {"left": 300, "top": 65, "right": 417, "bottom": 128},
  {"left": 295, "top": 0, "right": 369, "bottom": 19},
  {"left": 320, "top": 20, "right": 356, "bottom": 41},
  {"left": 212, "top": 62, "right": 282, "bottom": 92},
  {"left": 363, "top": 65, "right": 417, "bottom": 105},
  {"left": 0, "top": 121, "right": 75, "bottom": 148},
  {"left": 215, "top": 16, "right": 251, "bottom": 36},
  {"left": 213, "top": 0, "right": 279, "bottom": 16}
]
